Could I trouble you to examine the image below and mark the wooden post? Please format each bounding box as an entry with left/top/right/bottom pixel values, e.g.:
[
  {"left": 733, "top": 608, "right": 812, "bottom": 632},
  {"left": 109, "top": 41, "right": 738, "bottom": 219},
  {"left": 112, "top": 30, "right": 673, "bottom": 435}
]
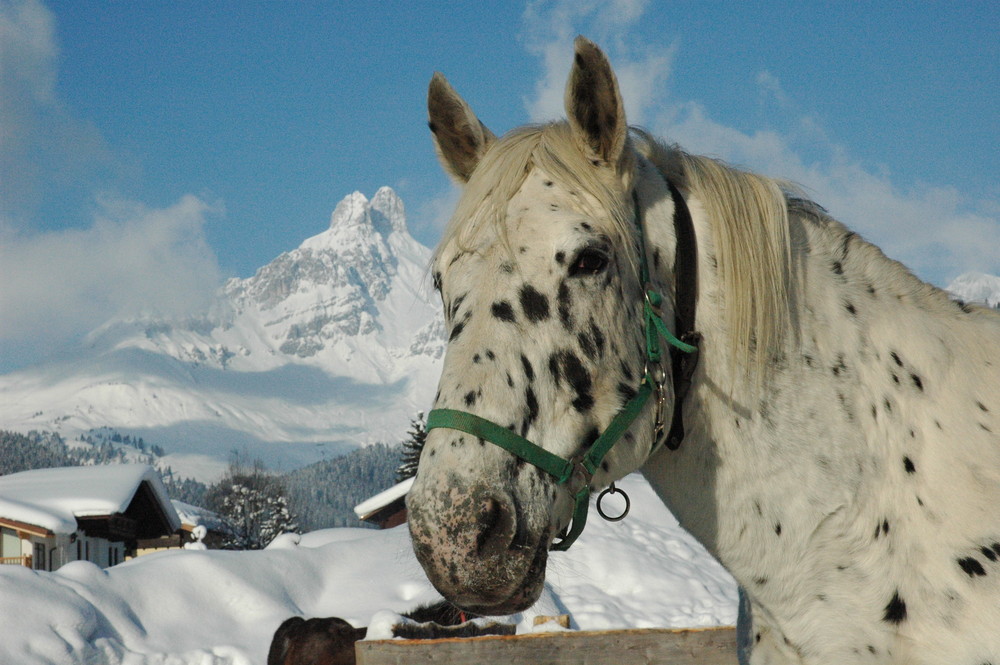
[{"left": 357, "top": 626, "right": 737, "bottom": 665}]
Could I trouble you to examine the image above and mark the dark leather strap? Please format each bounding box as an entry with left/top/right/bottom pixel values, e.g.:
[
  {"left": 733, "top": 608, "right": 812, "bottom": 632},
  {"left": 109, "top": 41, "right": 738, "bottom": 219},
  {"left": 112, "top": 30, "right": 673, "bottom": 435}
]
[{"left": 665, "top": 181, "right": 700, "bottom": 451}]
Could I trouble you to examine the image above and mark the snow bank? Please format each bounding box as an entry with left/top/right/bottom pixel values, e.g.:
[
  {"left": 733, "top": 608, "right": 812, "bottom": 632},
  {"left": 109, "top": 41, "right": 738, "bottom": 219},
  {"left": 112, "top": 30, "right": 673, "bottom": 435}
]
[{"left": 0, "top": 474, "right": 736, "bottom": 664}]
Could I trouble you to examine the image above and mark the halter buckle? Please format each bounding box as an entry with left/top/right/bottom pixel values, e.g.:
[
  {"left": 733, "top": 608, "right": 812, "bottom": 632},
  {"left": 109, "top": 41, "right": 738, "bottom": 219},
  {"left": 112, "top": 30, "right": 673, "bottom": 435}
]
[
  {"left": 643, "top": 282, "right": 664, "bottom": 316},
  {"left": 564, "top": 457, "right": 593, "bottom": 497}
]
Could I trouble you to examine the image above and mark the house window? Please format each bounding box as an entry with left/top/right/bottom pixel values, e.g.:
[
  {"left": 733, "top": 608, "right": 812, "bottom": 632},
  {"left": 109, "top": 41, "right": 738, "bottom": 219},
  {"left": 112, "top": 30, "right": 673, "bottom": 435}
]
[
  {"left": 77, "top": 539, "right": 82, "bottom": 561},
  {"left": 1, "top": 527, "right": 19, "bottom": 559},
  {"left": 33, "top": 542, "right": 46, "bottom": 571}
]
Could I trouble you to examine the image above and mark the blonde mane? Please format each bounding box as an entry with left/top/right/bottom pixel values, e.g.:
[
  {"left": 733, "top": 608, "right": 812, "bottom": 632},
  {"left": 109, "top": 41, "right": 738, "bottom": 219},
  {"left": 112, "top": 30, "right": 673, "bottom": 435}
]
[
  {"left": 636, "top": 131, "right": 793, "bottom": 382},
  {"left": 436, "top": 122, "right": 794, "bottom": 384}
]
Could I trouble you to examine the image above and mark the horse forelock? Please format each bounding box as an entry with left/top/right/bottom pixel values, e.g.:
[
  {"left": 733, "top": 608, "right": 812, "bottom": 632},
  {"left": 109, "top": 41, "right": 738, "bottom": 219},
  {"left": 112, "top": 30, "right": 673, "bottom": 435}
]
[{"left": 433, "top": 122, "right": 637, "bottom": 269}]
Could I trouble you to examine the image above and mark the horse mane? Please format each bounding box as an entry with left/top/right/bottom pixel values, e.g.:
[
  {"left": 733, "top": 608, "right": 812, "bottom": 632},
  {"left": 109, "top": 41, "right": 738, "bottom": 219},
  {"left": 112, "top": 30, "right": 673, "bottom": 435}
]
[
  {"left": 634, "top": 130, "right": 794, "bottom": 384},
  {"left": 436, "top": 122, "right": 796, "bottom": 385}
]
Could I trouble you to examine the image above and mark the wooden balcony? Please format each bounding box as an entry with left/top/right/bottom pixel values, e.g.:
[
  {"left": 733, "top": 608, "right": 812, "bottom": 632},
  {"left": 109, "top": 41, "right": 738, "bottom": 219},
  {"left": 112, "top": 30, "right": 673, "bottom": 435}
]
[{"left": 0, "top": 555, "right": 32, "bottom": 567}]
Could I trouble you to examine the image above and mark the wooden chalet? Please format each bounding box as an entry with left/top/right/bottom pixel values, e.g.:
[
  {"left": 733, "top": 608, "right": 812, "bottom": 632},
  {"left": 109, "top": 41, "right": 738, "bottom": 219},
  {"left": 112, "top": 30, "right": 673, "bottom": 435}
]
[{"left": 0, "top": 464, "right": 181, "bottom": 570}]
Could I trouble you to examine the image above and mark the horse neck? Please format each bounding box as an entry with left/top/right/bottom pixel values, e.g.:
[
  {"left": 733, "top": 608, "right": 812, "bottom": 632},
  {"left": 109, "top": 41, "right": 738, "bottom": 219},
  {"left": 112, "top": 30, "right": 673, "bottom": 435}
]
[{"left": 641, "top": 197, "right": 992, "bottom": 563}]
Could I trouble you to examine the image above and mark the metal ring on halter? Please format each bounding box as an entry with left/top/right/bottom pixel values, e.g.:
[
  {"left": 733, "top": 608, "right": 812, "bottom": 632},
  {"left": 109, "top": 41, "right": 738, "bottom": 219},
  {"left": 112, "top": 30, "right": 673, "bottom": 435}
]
[{"left": 596, "top": 482, "right": 631, "bottom": 522}]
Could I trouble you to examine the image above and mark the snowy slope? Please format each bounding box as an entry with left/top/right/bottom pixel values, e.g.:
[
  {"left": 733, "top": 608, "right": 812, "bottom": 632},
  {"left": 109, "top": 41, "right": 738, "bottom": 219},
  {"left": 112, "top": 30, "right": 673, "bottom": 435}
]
[
  {"left": 0, "top": 474, "right": 738, "bottom": 665},
  {"left": 946, "top": 271, "right": 1000, "bottom": 308},
  {"left": 0, "top": 188, "right": 444, "bottom": 479}
]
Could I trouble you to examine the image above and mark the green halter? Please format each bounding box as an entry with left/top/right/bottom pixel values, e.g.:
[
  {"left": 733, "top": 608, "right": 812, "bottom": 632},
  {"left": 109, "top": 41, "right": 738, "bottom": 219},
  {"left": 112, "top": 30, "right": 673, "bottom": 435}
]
[{"left": 426, "top": 186, "right": 697, "bottom": 551}]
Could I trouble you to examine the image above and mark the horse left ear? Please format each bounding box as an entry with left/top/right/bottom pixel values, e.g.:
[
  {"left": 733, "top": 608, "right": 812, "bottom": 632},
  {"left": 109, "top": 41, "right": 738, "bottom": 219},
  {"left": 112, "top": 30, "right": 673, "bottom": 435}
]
[
  {"left": 565, "top": 36, "right": 627, "bottom": 168},
  {"left": 428, "top": 72, "right": 496, "bottom": 184}
]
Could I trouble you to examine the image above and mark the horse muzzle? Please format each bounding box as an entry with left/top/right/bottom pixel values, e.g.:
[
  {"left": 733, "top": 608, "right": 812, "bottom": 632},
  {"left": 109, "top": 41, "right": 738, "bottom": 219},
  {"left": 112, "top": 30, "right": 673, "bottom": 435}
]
[{"left": 407, "top": 479, "right": 550, "bottom": 615}]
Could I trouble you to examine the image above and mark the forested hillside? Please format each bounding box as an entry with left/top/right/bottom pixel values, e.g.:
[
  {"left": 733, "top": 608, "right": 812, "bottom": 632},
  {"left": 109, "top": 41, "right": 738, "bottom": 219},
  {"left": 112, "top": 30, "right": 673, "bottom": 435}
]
[{"left": 284, "top": 442, "right": 401, "bottom": 531}]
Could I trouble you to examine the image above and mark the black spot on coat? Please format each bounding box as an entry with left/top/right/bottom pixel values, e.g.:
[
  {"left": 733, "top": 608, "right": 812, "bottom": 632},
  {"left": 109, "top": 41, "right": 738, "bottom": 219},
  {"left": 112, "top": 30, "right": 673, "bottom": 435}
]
[
  {"left": 491, "top": 301, "right": 516, "bottom": 323},
  {"left": 554, "top": 350, "right": 594, "bottom": 412},
  {"left": 958, "top": 557, "right": 987, "bottom": 577},
  {"left": 521, "top": 354, "right": 535, "bottom": 382},
  {"left": 524, "top": 387, "right": 539, "bottom": 428},
  {"left": 588, "top": 319, "right": 605, "bottom": 356},
  {"left": 617, "top": 382, "right": 637, "bottom": 404},
  {"left": 883, "top": 591, "right": 907, "bottom": 624},
  {"left": 449, "top": 294, "right": 466, "bottom": 321},
  {"left": 519, "top": 285, "right": 550, "bottom": 323},
  {"left": 557, "top": 281, "right": 573, "bottom": 330},
  {"left": 577, "top": 331, "right": 597, "bottom": 360}
]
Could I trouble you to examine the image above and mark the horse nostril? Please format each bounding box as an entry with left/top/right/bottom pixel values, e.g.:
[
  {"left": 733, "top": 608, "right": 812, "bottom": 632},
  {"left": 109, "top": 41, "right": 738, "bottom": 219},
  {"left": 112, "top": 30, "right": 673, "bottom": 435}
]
[{"left": 475, "top": 496, "right": 515, "bottom": 557}]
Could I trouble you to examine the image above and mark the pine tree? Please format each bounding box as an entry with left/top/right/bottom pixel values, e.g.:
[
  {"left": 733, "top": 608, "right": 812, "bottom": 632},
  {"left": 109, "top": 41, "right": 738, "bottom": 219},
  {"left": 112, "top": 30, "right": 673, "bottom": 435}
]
[
  {"left": 206, "top": 456, "right": 299, "bottom": 549},
  {"left": 396, "top": 411, "right": 426, "bottom": 482}
]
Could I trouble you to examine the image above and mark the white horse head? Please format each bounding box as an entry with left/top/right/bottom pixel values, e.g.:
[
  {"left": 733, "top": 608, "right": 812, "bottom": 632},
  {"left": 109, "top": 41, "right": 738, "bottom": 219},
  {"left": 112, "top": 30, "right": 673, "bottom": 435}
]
[{"left": 407, "top": 37, "right": 668, "bottom": 614}]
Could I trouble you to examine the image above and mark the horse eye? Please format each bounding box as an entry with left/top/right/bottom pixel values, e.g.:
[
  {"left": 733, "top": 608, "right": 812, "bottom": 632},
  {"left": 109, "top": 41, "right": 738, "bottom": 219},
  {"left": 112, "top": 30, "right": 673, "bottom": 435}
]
[{"left": 568, "top": 248, "right": 610, "bottom": 277}]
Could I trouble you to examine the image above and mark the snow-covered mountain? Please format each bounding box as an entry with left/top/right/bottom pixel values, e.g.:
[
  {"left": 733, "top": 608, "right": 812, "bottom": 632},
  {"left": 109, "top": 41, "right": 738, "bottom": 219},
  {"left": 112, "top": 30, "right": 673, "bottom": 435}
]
[
  {"left": 946, "top": 271, "right": 1000, "bottom": 308},
  {"left": 0, "top": 188, "right": 444, "bottom": 480}
]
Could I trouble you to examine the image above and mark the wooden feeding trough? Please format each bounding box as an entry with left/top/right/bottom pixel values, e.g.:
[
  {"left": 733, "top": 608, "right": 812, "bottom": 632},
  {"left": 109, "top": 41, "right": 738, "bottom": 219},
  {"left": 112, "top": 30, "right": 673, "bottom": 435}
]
[{"left": 356, "top": 625, "right": 737, "bottom": 665}]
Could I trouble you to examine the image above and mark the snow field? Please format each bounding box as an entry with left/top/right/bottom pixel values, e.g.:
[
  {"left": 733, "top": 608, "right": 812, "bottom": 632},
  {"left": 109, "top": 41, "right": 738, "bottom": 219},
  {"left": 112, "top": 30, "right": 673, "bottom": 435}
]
[{"left": 0, "top": 474, "right": 736, "bottom": 665}]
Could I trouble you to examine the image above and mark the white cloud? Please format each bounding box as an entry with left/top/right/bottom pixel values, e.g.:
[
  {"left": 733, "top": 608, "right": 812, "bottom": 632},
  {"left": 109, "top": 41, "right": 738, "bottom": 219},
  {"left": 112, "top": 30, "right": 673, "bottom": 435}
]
[
  {"left": 517, "top": 5, "right": 999, "bottom": 287},
  {"left": 657, "top": 100, "right": 1000, "bottom": 285},
  {"left": 0, "top": 0, "right": 56, "bottom": 106},
  {"left": 520, "top": 0, "right": 675, "bottom": 126},
  {"left": 0, "top": 195, "right": 224, "bottom": 365},
  {"left": 0, "top": 0, "right": 224, "bottom": 370},
  {"left": 0, "top": 0, "right": 118, "bottom": 227},
  {"left": 755, "top": 70, "right": 791, "bottom": 109},
  {"left": 410, "top": 186, "right": 462, "bottom": 245}
]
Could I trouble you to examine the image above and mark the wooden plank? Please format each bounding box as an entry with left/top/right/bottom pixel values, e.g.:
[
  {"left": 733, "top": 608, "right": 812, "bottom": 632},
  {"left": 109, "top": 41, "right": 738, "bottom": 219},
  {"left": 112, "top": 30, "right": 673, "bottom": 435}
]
[{"left": 357, "top": 626, "right": 737, "bottom": 665}]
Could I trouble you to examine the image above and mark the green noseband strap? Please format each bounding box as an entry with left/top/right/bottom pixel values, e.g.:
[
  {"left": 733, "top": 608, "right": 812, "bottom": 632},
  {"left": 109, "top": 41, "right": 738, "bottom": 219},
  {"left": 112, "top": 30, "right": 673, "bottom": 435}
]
[{"left": 427, "top": 378, "right": 653, "bottom": 551}]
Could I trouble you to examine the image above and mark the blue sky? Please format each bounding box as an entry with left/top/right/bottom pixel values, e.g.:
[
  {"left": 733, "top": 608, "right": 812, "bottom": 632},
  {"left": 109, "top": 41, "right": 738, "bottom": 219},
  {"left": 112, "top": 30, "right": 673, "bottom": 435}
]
[{"left": 1, "top": 0, "right": 998, "bottom": 369}]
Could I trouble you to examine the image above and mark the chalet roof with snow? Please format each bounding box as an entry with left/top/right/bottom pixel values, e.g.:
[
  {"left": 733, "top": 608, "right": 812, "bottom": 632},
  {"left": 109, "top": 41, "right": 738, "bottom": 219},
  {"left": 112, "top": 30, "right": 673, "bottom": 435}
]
[
  {"left": 353, "top": 476, "right": 413, "bottom": 526},
  {"left": 0, "top": 464, "right": 181, "bottom": 537}
]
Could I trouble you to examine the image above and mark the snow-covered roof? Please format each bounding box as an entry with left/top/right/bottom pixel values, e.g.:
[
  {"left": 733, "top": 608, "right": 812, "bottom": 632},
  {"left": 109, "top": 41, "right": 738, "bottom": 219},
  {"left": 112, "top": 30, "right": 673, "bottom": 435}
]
[
  {"left": 170, "top": 499, "right": 227, "bottom": 531},
  {"left": 353, "top": 476, "right": 413, "bottom": 519},
  {"left": 0, "top": 465, "right": 181, "bottom": 535}
]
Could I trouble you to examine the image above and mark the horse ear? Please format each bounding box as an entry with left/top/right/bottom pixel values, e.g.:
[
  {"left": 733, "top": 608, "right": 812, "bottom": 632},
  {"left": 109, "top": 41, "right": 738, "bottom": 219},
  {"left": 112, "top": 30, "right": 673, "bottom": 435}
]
[
  {"left": 428, "top": 72, "right": 496, "bottom": 183},
  {"left": 564, "top": 36, "right": 627, "bottom": 168}
]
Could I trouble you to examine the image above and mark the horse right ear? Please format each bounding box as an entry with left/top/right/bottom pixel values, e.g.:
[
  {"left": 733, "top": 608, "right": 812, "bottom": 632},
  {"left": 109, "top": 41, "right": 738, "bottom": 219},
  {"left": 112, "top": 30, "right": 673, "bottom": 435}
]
[
  {"left": 428, "top": 73, "right": 496, "bottom": 183},
  {"left": 564, "top": 36, "right": 627, "bottom": 169}
]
